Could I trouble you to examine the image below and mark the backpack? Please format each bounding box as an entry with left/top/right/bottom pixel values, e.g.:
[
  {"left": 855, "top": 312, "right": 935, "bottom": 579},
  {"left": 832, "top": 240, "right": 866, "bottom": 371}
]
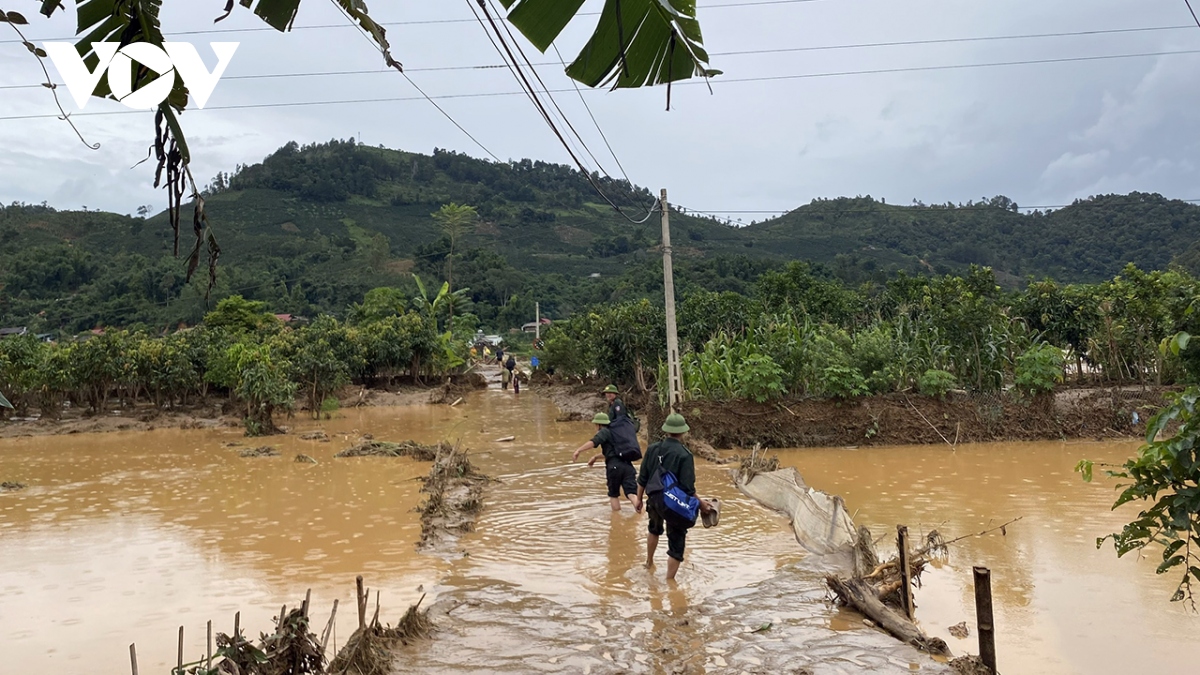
[
  {"left": 608, "top": 415, "right": 642, "bottom": 462},
  {"left": 645, "top": 461, "right": 699, "bottom": 528}
]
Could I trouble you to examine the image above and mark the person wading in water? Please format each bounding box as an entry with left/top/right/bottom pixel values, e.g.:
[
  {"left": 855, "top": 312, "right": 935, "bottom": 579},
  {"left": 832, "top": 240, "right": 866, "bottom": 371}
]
[
  {"left": 572, "top": 413, "right": 638, "bottom": 511},
  {"left": 636, "top": 413, "right": 712, "bottom": 581}
]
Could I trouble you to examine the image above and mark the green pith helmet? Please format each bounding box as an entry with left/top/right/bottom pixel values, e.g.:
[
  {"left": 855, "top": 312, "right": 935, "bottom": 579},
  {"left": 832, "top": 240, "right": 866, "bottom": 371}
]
[
  {"left": 601, "top": 384, "right": 619, "bottom": 395},
  {"left": 661, "top": 413, "right": 689, "bottom": 434},
  {"left": 591, "top": 412, "right": 611, "bottom": 425}
]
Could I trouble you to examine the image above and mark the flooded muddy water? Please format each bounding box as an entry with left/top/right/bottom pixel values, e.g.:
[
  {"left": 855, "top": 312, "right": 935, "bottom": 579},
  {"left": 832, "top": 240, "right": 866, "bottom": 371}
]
[{"left": 0, "top": 387, "right": 1194, "bottom": 674}]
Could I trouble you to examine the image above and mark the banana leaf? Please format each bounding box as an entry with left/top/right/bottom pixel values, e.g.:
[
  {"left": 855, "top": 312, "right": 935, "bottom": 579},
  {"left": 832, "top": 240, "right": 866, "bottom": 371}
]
[{"left": 0, "top": 390, "right": 12, "bottom": 409}]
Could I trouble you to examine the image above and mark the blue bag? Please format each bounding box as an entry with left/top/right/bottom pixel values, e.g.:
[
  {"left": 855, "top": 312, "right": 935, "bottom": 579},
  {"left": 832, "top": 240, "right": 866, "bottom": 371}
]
[{"left": 646, "top": 465, "right": 699, "bottom": 527}]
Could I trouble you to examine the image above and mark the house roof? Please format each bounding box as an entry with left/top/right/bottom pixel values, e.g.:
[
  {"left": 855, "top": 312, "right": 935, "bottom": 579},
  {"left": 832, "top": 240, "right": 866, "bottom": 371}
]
[{"left": 0, "top": 327, "right": 28, "bottom": 336}]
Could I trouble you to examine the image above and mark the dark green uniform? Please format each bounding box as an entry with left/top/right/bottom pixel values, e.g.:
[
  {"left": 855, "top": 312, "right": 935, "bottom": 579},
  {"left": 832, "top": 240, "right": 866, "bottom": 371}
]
[
  {"left": 638, "top": 437, "right": 696, "bottom": 561},
  {"left": 593, "top": 427, "right": 636, "bottom": 498},
  {"left": 608, "top": 397, "right": 627, "bottom": 421}
]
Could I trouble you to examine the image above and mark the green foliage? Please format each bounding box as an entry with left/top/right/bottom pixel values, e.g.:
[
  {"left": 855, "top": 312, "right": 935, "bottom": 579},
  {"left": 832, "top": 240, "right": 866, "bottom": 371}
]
[
  {"left": 918, "top": 369, "right": 957, "bottom": 399},
  {"left": 675, "top": 333, "right": 785, "bottom": 403},
  {"left": 1080, "top": 386, "right": 1200, "bottom": 605},
  {"left": 1014, "top": 343, "right": 1065, "bottom": 395},
  {"left": 204, "top": 295, "right": 279, "bottom": 333}
]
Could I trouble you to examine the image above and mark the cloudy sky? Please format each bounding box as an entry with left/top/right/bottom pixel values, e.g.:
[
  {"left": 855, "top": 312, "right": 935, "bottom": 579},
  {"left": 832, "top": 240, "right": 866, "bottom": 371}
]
[{"left": 1, "top": 0, "right": 1199, "bottom": 222}]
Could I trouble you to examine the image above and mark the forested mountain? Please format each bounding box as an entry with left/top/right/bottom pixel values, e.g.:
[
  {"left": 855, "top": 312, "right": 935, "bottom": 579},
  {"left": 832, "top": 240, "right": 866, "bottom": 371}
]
[{"left": 3, "top": 139, "right": 1199, "bottom": 334}]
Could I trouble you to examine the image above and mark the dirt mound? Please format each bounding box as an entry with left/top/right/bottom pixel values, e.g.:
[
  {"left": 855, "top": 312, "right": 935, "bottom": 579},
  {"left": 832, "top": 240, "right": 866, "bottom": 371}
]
[
  {"left": 335, "top": 439, "right": 449, "bottom": 461},
  {"left": 682, "top": 387, "right": 1174, "bottom": 449},
  {"left": 0, "top": 481, "right": 26, "bottom": 492},
  {"left": 690, "top": 438, "right": 731, "bottom": 464},
  {"left": 536, "top": 383, "right": 605, "bottom": 420},
  {"left": 418, "top": 442, "right": 489, "bottom": 553},
  {"left": 239, "top": 446, "right": 280, "bottom": 458}
]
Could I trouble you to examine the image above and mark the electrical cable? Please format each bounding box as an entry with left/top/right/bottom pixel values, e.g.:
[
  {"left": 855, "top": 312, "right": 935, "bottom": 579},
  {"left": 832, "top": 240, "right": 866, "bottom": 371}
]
[
  {"left": 0, "top": 0, "right": 835, "bottom": 45},
  {"left": 4, "top": 23, "right": 1196, "bottom": 90},
  {"left": 8, "top": 46, "right": 1200, "bottom": 122},
  {"left": 467, "top": 0, "right": 654, "bottom": 224},
  {"left": 327, "top": 0, "right": 502, "bottom": 162}
]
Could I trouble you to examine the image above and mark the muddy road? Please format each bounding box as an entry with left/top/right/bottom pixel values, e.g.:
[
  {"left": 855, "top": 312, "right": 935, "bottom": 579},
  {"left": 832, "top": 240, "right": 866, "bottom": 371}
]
[{"left": 1, "top": 385, "right": 1196, "bottom": 673}]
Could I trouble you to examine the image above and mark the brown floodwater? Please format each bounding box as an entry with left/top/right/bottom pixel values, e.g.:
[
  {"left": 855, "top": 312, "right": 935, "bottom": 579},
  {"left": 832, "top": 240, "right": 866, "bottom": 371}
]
[{"left": 0, "top": 387, "right": 1194, "bottom": 674}]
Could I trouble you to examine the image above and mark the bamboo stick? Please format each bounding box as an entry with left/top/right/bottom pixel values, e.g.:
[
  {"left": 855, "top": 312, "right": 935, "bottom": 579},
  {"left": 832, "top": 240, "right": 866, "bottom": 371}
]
[
  {"left": 129, "top": 643, "right": 138, "bottom": 675},
  {"left": 177, "top": 626, "right": 184, "bottom": 673},
  {"left": 206, "top": 620, "right": 213, "bottom": 670},
  {"left": 356, "top": 575, "right": 366, "bottom": 630},
  {"left": 321, "top": 599, "right": 339, "bottom": 653},
  {"left": 302, "top": 588, "right": 312, "bottom": 618},
  {"left": 974, "top": 566, "right": 997, "bottom": 673}
]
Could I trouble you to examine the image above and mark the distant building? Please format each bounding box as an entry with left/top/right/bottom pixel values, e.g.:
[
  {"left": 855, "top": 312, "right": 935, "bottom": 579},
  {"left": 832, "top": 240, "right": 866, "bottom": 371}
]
[
  {"left": 274, "top": 314, "right": 308, "bottom": 325},
  {"left": 521, "top": 318, "right": 552, "bottom": 333},
  {"left": 0, "top": 327, "right": 28, "bottom": 338}
]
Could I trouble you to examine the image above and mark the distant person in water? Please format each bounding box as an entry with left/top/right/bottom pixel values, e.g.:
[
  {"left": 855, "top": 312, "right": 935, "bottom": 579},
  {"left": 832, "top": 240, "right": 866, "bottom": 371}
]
[
  {"left": 512, "top": 360, "right": 521, "bottom": 394},
  {"left": 500, "top": 366, "right": 511, "bottom": 390},
  {"left": 572, "top": 413, "right": 638, "bottom": 511},
  {"left": 495, "top": 346, "right": 504, "bottom": 365}
]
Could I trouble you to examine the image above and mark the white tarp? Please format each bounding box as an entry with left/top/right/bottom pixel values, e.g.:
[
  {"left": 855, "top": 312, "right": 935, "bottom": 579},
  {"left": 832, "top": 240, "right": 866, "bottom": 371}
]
[{"left": 734, "top": 467, "right": 858, "bottom": 560}]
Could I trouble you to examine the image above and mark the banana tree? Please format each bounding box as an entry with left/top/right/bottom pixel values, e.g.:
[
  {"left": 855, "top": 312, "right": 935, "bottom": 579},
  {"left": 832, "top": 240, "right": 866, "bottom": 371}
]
[
  {"left": 0, "top": 390, "right": 11, "bottom": 409},
  {"left": 412, "top": 274, "right": 470, "bottom": 332}
]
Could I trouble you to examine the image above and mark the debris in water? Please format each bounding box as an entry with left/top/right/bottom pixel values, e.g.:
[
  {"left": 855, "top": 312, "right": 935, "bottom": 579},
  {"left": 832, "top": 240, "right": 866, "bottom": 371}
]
[
  {"left": 328, "top": 595, "right": 432, "bottom": 675},
  {"left": 948, "top": 621, "right": 970, "bottom": 638},
  {"left": 735, "top": 444, "right": 779, "bottom": 479},
  {"left": 690, "top": 438, "right": 732, "bottom": 464},
  {"left": 418, "top": 441, "right": 490, "bottom": 552},
  {"left": 335, "top": 439, "right": 449, "bottom": 461},
  {"left": 749, "top": 622, "right": 772, "bottom": 633},
  {"left": 222, "top": 441, "right": 244, "bottom": 448},
  {"left": 239, "top": 446, "right": 280, "bottom": 458},
  {"left": 950, "top": 654, "right": 993, "bottom": 674},
  {"left": 0, "top": 481, "right": 26, "bottom": 492},
  {"left": 295, "top": 454, "right": 318, "bottom": 464},
  {"left": 495, "top": 435, "right": 515, "bottom": 442},
  {"left": 299, "top": 430, "right": 330, "bottom": 442}
]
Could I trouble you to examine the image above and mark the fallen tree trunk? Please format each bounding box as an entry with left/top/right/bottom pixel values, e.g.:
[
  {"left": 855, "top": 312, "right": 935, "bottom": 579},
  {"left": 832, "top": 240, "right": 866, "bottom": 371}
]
[{"left": 826, "top": 576, "right": 950, "bottom": 656}]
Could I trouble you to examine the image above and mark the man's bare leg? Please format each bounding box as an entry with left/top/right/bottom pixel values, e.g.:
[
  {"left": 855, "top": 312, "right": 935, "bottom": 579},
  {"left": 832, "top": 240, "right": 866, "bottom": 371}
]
[
  {"left": 609, "top": 497, "right": 621, "bottom": 512},
  {"left": 666, "top": 556, "right": 681, "bottom": 580},
  {"left": 624, "top": 492, "right": 638, "bottom": 509},
  {"left": 646, "top": 533, "right": 659, "bottom": 567}
]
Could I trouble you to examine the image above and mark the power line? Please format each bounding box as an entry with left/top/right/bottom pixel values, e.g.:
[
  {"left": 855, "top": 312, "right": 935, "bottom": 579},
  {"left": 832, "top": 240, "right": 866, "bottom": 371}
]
[
  {"left": 0, "top": 0, "right": 832, "bottom": 45},
  {"left": 5, "top": 22, "right": 1195, "bottom": 91},
  {"left": 7, "top": 46, "right": 1200, "bottom": 122},
  {"left": 466, "top": 0, "right": 657, "bottom": 224}
]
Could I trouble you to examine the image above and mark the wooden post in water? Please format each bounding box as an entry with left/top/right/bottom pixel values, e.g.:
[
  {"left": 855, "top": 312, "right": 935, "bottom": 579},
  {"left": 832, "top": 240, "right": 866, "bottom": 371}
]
[
  {"left": 177, "top": 626, "right": 184, "bottom": 673},
  {"left": 234, "top": 611, "right": 240, "bottom": 638},
  {"left": 206, "top": 620, "right": 213, "bottom": 670},
  {"left": 302, "top": 588, "right": 312, "bottom": 618},
  {"left": 356, "top": 575, "right": 366, "bottom": 630},
  {"left": 897, "top": 525, "right": 915, "bottom": 619},
  {"left": 278, "top": 605, "right": 287, "bottom": 631},
  {"left": 321, "top": 599, "right": 340, "bottom": 653},
  {"left": 129, "top": 643, "right": 138, "bottom": 675},
  {"left": 973, "top": 566, "right": 997, "bottom": 673}
]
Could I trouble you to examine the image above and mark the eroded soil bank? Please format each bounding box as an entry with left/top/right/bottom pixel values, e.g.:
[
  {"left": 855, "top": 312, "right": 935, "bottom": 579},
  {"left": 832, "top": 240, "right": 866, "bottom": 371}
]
[
  {"left": 536, "top": 382, "right": 1174, "bottom": 449},
  {"left": 0, "top": 375, "right": 487, "bottom": 440}
]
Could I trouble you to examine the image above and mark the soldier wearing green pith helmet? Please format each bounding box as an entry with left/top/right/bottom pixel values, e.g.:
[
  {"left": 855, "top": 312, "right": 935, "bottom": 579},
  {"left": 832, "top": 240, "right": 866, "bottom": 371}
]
[
  {"left": 636, "top": 412, "right": 713, "bottom": 581},
  {"left": 601, "top": 384, "right": 626, "bottom": 421},
  {"left": 571, "top": 412, "right": 638, "bottom": 511}
]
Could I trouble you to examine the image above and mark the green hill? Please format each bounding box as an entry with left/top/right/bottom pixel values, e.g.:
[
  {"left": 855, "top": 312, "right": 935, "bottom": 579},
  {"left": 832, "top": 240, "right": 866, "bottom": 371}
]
[{"left": 3, "top": 139, "right": 1199, "bottom": 334}]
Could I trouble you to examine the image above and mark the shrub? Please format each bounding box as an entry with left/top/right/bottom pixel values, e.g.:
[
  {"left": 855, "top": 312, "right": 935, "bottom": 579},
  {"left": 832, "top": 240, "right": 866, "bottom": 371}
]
[
  {"left": 1015, "top": 343, "right": 1064, "bottom": 395},
  {"left": 918, "top": 369, "right": 956, "bottom": 399}
]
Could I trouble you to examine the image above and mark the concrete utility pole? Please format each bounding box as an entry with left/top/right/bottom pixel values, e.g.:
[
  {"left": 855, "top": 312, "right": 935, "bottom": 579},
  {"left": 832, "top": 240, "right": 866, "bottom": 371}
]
[
  {"left": 660, "top": 189, "right": 683, "bottom": 411},
  {"left": 535, "top": 302, "right": 540, "bottom": 340}
]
